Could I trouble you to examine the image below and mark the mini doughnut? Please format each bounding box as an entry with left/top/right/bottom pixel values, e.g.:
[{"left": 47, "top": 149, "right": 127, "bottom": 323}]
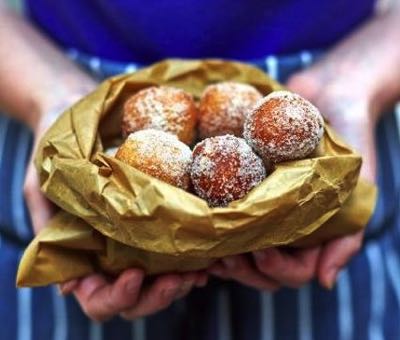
[
  {"left": 198, "top": 82, "right": 263, "bottom": 138},
  {"left": 116, "top": 129, "right": 192, "bottom": 190},
  {"left": 244, "top": 91, "right": 324, "bottom": 163},
  {"left": 191, "top": 135, "right": 266, "bottom": 207},
  {"left": 121, "top": 86, "right": 198, "bottom": 145}
]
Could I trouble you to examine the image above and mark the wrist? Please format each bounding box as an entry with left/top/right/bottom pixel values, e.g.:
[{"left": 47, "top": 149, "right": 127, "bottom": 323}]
[{"left": 304, "top": 9, "right": 400, "bottom": 123}]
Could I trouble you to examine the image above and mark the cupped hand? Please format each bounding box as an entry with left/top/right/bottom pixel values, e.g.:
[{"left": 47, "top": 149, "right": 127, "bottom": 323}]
[
  {"left": 60, "top": 269, "right": 208, "bottom": 321},
  {"left": 209, "top": 62, "right": 377, "bottom": 291},
  {"left": 24, "top": 96, "right": 92, "bottom": 234},
  {"left": 24, "top": 103, "right": 208, "bottom": 322},
  {"left": 287, "top": 69, "right": 376, "bottom": 289},
  {"left": 209, "top": 246, "right": 321, "bottom": 291},
  {"left": 23, "top": 109, "right": 60, "bottom": 235}
]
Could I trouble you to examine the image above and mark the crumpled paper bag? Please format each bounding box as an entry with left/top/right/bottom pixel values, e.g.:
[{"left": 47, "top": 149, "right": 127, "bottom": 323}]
[{"left": 17, "top": 59, "right": 377, "bottom": 287}]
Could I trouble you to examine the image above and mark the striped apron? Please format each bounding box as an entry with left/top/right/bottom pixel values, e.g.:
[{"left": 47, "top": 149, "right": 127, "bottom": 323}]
[{"left": 1, "top": 50, "right": 400, "bottom": 340}]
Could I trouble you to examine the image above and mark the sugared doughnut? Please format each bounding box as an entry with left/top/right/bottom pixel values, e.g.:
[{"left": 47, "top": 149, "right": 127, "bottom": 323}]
[
  {"left": 191, "top": 135, "right": 266, "bottom": 207},
  {"left": 244, "top": 91, "right": 324, "bottom": 163},
  {"left": 115, "top": 129, "right": 192, "bottom": 190},
  {"left": 121, "top": 86, "right": 198, "bottom": 145},
  {"left": 198, "top": 82, "right": 263, "bottom": 139}
]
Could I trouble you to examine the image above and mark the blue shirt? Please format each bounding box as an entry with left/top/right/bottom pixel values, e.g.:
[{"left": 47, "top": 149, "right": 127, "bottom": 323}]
[{"left": 27, "top": 0, "right": 375, "bottom": 63}]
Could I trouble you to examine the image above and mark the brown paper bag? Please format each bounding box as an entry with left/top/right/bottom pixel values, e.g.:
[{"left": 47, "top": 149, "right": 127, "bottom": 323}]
[{"left": 17, "top": 59, "right": 376, "bottom": 287}]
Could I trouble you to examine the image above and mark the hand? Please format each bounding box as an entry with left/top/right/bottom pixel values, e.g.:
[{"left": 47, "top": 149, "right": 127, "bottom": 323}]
[
  {"left": 286, "top": 66, "right": 377, "bottom": 289},
  {"left": 24, "top": 98, "right": 92, "bottom": 234},
  {"left": 209, "top": 246, "right": 321, "bottom": 291},
  {"left": 25, "top": 118, "right": 208, "bottom": 320},
  {"left": 60, "top": 269, "right": 208, "bottom": 321},
  {"left": 24, "top": 107, "right": 67, "bottom": 234},
  {"left": 24, "top": 100, "right": 208, "bottom": 321},
  {"left": 209, "top": 54, "right": 378, "bottom": 291}
]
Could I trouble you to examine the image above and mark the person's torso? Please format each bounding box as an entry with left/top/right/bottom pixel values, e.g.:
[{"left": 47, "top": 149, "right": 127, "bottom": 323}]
[{"left": 26, "top": 0, "right": 376, "bottom": 63}]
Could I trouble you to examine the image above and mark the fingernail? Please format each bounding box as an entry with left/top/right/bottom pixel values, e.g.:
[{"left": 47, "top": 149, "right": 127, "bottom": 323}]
[
  {"left": 324, "top": 267, "right": 338, "bottom": 290},
  {"left": 180, "top": 280, "right": 193, "bottom": 293},
  {"left": 58, "top": 279, "right": 78, "bottom": 295},
  {"left": 222, "top": 257, "right": 236, "bottom": 269},
  {"left": 162, "top": 286, "right": 179, "bottom": 299}
]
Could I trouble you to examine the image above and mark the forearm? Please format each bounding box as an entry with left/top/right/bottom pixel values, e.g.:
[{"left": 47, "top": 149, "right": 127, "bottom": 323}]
[
  {"left": 305, "top": 5, "right": 400, "bottom": 121},
  {"left": 0, "top": 7, "right": 96, "bottom": 131}
]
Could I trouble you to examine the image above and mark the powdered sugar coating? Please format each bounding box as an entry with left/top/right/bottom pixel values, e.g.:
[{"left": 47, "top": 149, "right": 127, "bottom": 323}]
[
  {"left": 191, "top": 135, "right": 266, "bottom": 207},
  {"left": 199, "top": 82, "right": 263, "bottom": 138},
  {"left": 244, "top": 91, "right": 324, "bottom": 163},
  {"left": 116, "top": 129, "right": 193, "bottom": 190},
  {"left": 122, "top": 86, "right": 197, "bottom": 145}
]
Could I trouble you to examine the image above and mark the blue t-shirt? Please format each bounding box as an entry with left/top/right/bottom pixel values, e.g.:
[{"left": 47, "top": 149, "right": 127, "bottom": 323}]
[{"left": 27, "top": 0, "right": 375, "bottom": 63}]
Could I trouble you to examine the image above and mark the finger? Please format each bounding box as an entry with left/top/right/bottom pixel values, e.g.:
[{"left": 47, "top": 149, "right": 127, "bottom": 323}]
[
  {"left": 318, "top": 231, "right": 363, "bottom": 289},
  {"left": 208, "top": 262, "right": 230, "bottom": 279},
  {"left": 24, "top": 163, "right": 56, "bottom": 234},
  {"left": 58, "top": 279, "right": 79, "bottom": 295},
  {"left": 174, "top": 272, "right": 198, "bottom": 299},
  {"left": 221, "top": 255, "right": 280, "bottom": 291},
  {"left": 73, "top": 269, "right": 144, "bottom": 321},
  {"left": 253, "top": 247, "right": 320, "bottom": 288},
  {"left": 120, "top": 274, "right": 184, "bottom": 320}
]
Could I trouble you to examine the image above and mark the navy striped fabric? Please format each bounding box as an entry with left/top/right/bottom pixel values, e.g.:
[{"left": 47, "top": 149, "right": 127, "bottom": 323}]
[{"left": 1, "top": 51, "right": 400, "bottom": 340}]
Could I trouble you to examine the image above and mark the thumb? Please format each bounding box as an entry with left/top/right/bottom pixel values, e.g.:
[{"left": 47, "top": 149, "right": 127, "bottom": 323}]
[
  {"left": 24, "top": 161, "right": 56, "bottom": 234},
  {"left": 286, "top": 72, "right": 321, "bottom": 101},
  {"left": 318, "top": 231, "right": 363, "bottom": 289}
]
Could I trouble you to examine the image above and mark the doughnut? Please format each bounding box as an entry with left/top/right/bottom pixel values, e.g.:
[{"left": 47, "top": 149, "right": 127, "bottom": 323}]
[
  {"left": 121, "top": 86, "right": 198, "bottom": 145},
  {"left": 198, "top": 82, "right": 263, "bottom": 139},
  {"left": 244, "top": 91, "right": 324, "bottom": 163},
  {"left": 191, "top": 135, "right": 266, "bottom": 207},
  {"left": 115, "top": 129, "right": 192, "bottom": 190}
]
